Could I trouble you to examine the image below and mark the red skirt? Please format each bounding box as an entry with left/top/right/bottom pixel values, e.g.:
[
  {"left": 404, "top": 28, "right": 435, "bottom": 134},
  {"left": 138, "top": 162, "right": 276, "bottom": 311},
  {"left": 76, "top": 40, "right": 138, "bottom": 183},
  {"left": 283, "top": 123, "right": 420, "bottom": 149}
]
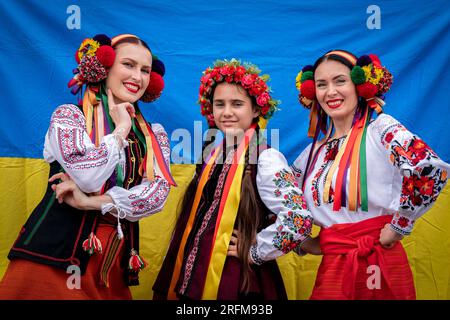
[
  {"left": 310, "top": 215, "right": 416, "bottom": 300},
  {"left": 0, "top": 223, "right": 131, "bottom": 300}
]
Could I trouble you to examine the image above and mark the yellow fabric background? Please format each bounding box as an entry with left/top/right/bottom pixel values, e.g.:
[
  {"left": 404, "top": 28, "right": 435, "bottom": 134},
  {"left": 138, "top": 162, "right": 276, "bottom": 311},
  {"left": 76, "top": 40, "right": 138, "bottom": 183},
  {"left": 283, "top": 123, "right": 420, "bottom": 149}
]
[{"left": 1, "top": 157, "right": 449, "bottom": 299}]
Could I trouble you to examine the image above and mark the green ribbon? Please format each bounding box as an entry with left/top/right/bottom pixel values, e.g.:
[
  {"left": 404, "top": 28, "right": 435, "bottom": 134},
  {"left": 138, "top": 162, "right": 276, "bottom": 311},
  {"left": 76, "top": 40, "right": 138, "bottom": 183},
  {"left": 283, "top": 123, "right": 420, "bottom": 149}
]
[
  {"left": 99, "top": 84, "right": 125, "bottom": 188},
  {"left": 359, "top": 115, "right": 369, "bottom": 212}
]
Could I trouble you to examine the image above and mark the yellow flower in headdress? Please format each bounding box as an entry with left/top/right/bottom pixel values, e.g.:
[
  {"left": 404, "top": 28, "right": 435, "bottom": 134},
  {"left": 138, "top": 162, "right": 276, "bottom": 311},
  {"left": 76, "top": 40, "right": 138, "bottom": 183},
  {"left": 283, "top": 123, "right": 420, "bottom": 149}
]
[
  {"left": 77, "top": 39, "right": 100, "bottom": 61},
  {"left": 362, "top": 64, "right": 383, "bottom": 85},
  {"left": 295, "top": 71, "right": 303, "bottom": 90}
]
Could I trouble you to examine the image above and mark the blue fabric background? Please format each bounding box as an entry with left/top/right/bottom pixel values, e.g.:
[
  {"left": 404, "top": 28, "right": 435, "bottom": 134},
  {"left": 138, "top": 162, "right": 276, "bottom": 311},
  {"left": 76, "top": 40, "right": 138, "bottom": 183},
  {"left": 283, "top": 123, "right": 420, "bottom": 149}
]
[{"left": 0, "top": 0, "right": 449, "bottom": 163}]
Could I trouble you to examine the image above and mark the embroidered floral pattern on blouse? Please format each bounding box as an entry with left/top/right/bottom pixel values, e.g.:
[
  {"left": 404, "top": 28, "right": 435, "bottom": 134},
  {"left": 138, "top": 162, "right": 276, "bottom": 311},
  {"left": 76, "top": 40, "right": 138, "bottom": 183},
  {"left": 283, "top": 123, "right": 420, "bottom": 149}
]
[
  {"left": 291, "top": 164, "right": 303, "bottom": 180},
  {"left": 391, "top": 213, "right": 415, "bottom": 235},
  {"left": 282, "top": 190, "right": 308, "bottom": 210},
  {"left": 50, "top": 104, "right": 86, "bottom": 130},
  {"left": 273, "top": 168, "right": 299, "bottom": 198},
  {"left": 400, "top": 166, "right": 446, "bottom": 212},
  {"left": 154, "top": 127, "right": 171, "bottom": 168},
  {"left": 281, "top": 211, "right": 313, "bottom": 234},
  {"left": 311, "top": 167, "right": 324, "bottom": 207},
  {"left": 129, "top": 178, "right": 170, "bottom": 215},
  {"left": 272, "top": 211, "right": 312, "bottom": 253},
  {"left": 250, "top": 245, "right": 264, "bottom": 265},
  {"left": 311, "top": 139, "right": 340, "bottom": 207},
  {"left": 273, "top": 169, "right": 298, "bottom": 189},
  {"left": 383, "top": 129, "right": 439, "bottom": 168},
  {"left": 57, "top": 127, "right": 108, "bottom": 169},
  {"left": 381, "top": 123, "right": 447, "bottom": 213},
  {"left": 273, "top": 231, "right": 298, "bottom": 253},
  {"left": 392, "top": 213, "right": 413, "bottom": 228}
]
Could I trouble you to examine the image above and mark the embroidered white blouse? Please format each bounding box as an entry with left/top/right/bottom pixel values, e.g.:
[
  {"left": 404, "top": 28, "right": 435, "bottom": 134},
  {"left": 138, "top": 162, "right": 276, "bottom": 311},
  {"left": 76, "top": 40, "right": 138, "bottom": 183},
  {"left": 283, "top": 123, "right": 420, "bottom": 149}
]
[
  {"left": 291, "top": 114, "right": 449, "bottom": 235},
  {"left": 43, "top": 104, "right": 171, "bottom": 222},
  {"left": 250, "top": 148, "right": 314, "bottom": 265}
]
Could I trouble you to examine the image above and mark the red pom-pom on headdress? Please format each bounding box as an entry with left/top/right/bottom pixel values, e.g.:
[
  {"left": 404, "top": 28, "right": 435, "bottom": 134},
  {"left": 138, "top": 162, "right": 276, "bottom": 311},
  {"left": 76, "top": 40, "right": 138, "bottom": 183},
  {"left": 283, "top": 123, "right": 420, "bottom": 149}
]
[
  {"left": 300, "top": 79, "right": 316, "bottom": 100},
  {"left": 96, "top": 45, "right": 115, "bottom": 68},
  {"left": 140, "top": 72, "right": 165, "bottom": 103},
  {"left": 295, "top": 66, "right": 316, "bottom": 108},
  {"left": 148, "top": 72, "right": 165, "bottom": 94},
  {"left": 356, "top": 82, "right": 378, "bottom": 99}
]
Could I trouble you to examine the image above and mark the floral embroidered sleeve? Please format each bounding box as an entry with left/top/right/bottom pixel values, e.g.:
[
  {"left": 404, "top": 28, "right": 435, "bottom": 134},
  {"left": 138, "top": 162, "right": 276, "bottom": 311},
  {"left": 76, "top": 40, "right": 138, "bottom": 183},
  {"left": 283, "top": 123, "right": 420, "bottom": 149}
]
[
  {"left": 152, "top": 123, "right": 171, "bottom": 169},
  {"left": 103, "top": 124, "right": 171, "bottom": 222},
  {"left": 43, "top": 104, "right": 125, "bottom": 193},
  {"left": 250, "top": 148, "right": 313, "bottom": 265},
  {"left": 372, "top": 114, "right": 450, "bottom": 235}
]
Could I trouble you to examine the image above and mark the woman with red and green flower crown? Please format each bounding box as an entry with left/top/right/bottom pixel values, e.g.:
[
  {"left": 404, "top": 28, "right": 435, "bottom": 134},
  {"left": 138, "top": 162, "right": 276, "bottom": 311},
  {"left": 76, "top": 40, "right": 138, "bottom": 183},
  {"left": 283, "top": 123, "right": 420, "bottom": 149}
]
[
  {"left": 153, "top": 59, "right": 313, "bottom": 300},
  {"left": 0, "top": 34, "right": 175, "bottom": 299},
  {"left": 292, "top": 50, "right": 450, "bottom": 299}
]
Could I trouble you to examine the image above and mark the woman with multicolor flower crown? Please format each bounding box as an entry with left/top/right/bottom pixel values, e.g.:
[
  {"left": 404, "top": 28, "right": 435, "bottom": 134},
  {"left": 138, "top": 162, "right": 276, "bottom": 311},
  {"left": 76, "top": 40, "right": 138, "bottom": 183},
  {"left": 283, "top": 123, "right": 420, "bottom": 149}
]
[
  {"left": 0, "top": 34, "right": 175, "bottom": 299},
  {"left": 292, "top": 50, "right": 450, "bottom": 299},
  {"left": 152, "top": 59, "right": 313, "bottom": 300}
]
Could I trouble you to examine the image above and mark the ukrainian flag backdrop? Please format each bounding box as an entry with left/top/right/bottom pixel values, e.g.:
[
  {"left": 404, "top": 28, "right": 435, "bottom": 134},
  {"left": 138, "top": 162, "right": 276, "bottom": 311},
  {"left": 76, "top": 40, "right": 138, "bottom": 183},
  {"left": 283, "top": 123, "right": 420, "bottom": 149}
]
[{"left": 0, "top": 0, "right": 449, "bottom": 299}]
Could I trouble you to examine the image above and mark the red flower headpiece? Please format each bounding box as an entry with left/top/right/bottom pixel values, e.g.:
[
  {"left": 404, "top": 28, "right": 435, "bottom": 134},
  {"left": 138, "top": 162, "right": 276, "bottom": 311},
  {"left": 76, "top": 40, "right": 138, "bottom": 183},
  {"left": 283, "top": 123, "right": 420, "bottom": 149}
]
[
  {"left": 198, "top": 59, "right": 280, "bottom": 127},
  {"left": 68, "top": 34, "right": 165, "bottom": 103}
]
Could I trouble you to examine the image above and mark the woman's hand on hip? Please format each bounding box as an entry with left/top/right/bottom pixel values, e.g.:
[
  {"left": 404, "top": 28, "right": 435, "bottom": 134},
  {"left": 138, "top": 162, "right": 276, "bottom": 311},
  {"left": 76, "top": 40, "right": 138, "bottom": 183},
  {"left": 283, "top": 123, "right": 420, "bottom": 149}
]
[
  {"left": 379, "top": 223, "right": 404, "bottom": 249},
  {"left": 299, "top": 236, "right": 322, "bottom": 255}
]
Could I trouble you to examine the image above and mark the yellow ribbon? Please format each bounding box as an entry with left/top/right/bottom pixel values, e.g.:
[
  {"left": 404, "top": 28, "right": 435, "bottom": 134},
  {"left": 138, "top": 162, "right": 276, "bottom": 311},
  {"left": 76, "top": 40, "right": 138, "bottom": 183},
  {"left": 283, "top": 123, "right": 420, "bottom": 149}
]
[
  {"left": 167, "top": 125, "right": 255, "bottom": 299},
  {"left": 257, "top": 116, "right": 268, "bottom": 130},
  {"left": 201, "top": 138, "right": 249, "bottom": 299},
  {"left": 348, "top": 129, "right": 363, "bottom": 211},
  {"left": 322, "top": 127, "right": 353, "bottom": 204},
  {"left": 348, "top": 111, "right": 369, "bottom": 211},
  {"left": 82, "top": 88, "right": 97, "bottom": 138}
]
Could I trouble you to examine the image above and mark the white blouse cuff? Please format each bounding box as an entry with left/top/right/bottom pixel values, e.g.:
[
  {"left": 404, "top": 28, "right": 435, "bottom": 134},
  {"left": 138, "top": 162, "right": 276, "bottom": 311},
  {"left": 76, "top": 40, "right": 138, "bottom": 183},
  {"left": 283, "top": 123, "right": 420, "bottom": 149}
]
[
  {"left": 101, "top": 202, "right": 126, "bottom": 239},
  {"left": 249, "top": 244, "right": 264, "bottom": 266}
]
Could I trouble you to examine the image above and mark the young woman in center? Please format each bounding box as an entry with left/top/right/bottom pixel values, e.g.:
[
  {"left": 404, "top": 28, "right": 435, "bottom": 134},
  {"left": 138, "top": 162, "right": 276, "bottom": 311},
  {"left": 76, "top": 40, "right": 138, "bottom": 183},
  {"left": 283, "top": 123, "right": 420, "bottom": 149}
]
[{"left": 153, "top": 59, "right": 313, "bottom": 300}]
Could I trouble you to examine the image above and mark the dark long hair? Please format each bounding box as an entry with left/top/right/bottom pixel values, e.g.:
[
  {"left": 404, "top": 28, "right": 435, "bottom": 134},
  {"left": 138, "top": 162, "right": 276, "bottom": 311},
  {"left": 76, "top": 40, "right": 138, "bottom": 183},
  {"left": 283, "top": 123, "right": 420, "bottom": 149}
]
[{"left": 235, "top": 127, "right": 264, "bottom": 293}]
